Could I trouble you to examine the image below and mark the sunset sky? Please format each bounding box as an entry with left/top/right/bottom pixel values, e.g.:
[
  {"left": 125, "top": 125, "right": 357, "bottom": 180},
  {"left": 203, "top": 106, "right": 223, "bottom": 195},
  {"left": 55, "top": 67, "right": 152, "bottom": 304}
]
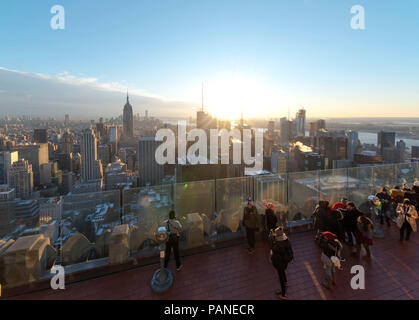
[{"left": 1, "top": 0, "right": 419, "bottom": 119}]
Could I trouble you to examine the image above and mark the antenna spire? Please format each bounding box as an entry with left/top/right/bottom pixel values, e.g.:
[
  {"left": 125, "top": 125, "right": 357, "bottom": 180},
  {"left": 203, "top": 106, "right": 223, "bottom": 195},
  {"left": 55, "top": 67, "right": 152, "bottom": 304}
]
[{"left": 201, "top": 82, "right": 204, "bottom": 112}]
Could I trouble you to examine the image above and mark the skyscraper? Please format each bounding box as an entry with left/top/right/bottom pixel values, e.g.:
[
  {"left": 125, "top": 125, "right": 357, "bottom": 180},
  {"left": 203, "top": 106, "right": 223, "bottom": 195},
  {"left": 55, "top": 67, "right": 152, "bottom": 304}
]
[
  {"left": 81, "top": 128, "right": 102, "bottom": 181},
  {"left": 123, "top": 93, "right": 134, "bottom": 138},
  {"left": 377, "top": 131, "right": 396, "bottom": 156},
  {"left": 64, "top": 114, "right": 70, "bottom": 127},
  {"left": 34, "top": 129, "right": 48, "bottom": 143},
  {"left": 137, "top": 137, "right": 164, "bottom": 186},
  {"left": 346, "top": 130, "right": 359, "bottom": 161},
  {"left": 0, "top": 151, "right": 18, "bottom": 184},
  {"left": 9, "top": 159, "right": 34, "bottom": 198},
  {"left": 295, "top": 109, "right": 306, "bottom": 136},
  {"left": 13, "top": 143, "right": 48, "bottom": 186}
]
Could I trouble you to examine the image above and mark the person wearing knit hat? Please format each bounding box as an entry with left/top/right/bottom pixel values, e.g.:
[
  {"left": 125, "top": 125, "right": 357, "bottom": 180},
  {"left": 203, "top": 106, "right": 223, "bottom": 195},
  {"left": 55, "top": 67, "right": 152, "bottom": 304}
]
[{"left": 270, "top": 226, "right": 293, "bottom": 300}]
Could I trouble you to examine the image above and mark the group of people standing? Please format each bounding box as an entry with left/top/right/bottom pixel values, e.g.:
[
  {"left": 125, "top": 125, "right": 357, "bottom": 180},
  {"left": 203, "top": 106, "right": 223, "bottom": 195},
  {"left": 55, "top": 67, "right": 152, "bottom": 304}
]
[
  {"left": 161, "top": 183, "right": 419, "bottom": 300},
  {"left": 311, "top": 183, "right": 419, "bottom": 290}
]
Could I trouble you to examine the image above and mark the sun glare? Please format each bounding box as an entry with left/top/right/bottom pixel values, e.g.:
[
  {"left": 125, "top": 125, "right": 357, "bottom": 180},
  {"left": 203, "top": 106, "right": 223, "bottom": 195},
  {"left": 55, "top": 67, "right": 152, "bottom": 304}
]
[{"left": 204, "top": 74, "right": 271, "bottom": 120}]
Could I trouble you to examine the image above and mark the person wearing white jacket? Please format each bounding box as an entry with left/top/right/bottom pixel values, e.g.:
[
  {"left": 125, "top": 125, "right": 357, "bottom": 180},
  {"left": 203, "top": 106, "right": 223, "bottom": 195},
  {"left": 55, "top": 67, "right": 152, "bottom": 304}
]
[{"left": 396, "top": 199, "right": 418, "bottom": 242}]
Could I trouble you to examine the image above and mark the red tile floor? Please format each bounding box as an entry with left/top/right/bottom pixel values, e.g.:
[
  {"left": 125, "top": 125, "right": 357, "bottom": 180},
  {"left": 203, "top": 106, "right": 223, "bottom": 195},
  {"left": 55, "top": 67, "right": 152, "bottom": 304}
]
[{"left": 11, "top": 225, "right": 419, "bottom": 300}]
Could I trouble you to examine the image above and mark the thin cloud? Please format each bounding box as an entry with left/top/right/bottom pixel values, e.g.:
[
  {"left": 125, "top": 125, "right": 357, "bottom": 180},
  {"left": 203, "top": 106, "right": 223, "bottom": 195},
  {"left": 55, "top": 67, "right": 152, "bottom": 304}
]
[{"left": 0, "top": 67, "right": 195, "bottom": 118}]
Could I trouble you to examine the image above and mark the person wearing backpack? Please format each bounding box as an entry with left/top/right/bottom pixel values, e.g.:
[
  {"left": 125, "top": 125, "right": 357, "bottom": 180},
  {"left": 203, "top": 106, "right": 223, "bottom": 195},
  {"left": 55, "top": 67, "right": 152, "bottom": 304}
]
[
  {"left": 163, "top": 210, "right": 183, "bottom": 271},
  {"left": 320, "top": 232, "right": 342, "bottom": 289},
  {"left": 270, "top": 226, "right": 293, "bottom": 300},
  {"left": 243, "top": 197, "right": 259, "bottom": 253}
]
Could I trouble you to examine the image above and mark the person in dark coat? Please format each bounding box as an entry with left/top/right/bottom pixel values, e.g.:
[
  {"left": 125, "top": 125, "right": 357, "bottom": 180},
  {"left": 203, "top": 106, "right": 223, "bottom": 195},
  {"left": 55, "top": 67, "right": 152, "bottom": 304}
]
[
  {"left": 270, "top": 226, "right": 293, "bottom": 300},
  {"left": 312, "top": 200, "right": 330, "bottom": 233},
  {"left": 343, "top": 202, "right": 363, "bottom": 246},
  {"left": 243, "top": 197, "right": 259, "bottom": 253},
  {"left": 414, "top": 182, "right": 419, "bottom": 210},
  {"left": 375, "top": 187, "right": 392, "bottom": 226},
  {"left": 324, "top": 209, "right": 345, "bottom": 243},
  {"left": 265, "top": 203, "right": 278, "bottom": 233}
]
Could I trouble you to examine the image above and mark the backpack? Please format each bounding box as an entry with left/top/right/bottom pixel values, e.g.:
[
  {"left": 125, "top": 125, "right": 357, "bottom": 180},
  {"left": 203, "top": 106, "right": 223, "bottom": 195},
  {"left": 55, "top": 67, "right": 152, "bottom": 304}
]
[
  {"left": 271, "top": 240, "right": 293, "bottom": 265},
  {"left": 166, "top": 220, "right": 179, "bottom": 243},
  {"left": 318, "top": 231, "right": 340, "bottom": 257}
]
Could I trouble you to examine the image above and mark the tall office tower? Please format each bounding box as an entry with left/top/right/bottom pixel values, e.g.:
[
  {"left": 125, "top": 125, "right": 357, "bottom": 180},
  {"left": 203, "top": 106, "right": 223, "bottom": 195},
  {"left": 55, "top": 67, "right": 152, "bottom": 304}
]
[
  {"left": 9, "top": 159, "right": 34, "bottom": 198},
  {"left": 64, "top": 114, "right": 70, "bottom": 127},
  {"left": 316, "top": 119, "right": 326, "bottom": 131},
  {"left": 13, "top": 143, "right": 48, "bottom": 186},
  {"left": 395, "top": 140, "right": 406, "bottom": 163},
  {"left": 346, "top": 130, "right": 359, "bottom": 161},
  {"left": 279, "top": 117, "right": 289, "bottom": 145},
  {"left": 295, "top": 108, "right": 306, "bottom": 136},
  {"left": 267, "top": 120, "right": 275, "bottom": 133},
  {"left": 61, "top": 130, "right": 73, "bottom": 154},
  {"left": 34, "top": 129, "right": 48, "bottom": 143},
  {"left": 0, "top": 151, "right": 18, "bottom": 184},
  {"left": 123, "top": 93, "right": 134, "bottom": 138},
  {"left": 81, "top": 128, "right": 102, "bottom": 181},
  {"left": 308, "top": 122, "right": 316, "bottom": 137},
  {"left": 40, "top": 162, "right": 52, "bottom": 185},
  {"left": 96, "top": 118, "right": 106, "bottom": 142},
  {"left": 137, "top": 137, "right": 164, "bottom": 186},
  {"left": 58, "top": 152, "right": 73, "bottom": 172},
  {"left": 412, "top": 146, "right": 419, "bottom": 159},
  {"left": 108, "top": 126, "right": 118, "bottom": 158},
  {"left": 145, "top": 110, "right": 149, "bottom": 119},
  {"left": 377, "top": 131, "right": 396, "bottom": 156}
]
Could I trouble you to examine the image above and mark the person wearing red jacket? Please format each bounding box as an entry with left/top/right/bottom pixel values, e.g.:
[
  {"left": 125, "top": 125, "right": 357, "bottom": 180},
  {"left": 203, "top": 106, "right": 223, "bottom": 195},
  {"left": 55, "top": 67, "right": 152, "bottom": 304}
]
[{"left": 332, "top": 197, "right": 348, "bottom": 211}]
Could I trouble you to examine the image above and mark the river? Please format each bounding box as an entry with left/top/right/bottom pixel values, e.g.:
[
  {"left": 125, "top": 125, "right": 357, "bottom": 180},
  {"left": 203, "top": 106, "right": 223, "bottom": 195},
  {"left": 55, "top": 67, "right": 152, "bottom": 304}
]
[{"left": 358, "top": 132, "right": 419, "bottom": 149}]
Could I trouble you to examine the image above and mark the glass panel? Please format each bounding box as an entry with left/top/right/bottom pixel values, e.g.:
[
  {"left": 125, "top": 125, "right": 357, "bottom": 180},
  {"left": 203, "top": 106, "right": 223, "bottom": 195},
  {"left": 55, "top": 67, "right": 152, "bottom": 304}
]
[
  {"left": 174, "top": 180, "right": 216, "bottom": 247},
  {"left": 215, "top": 176, "right": 253, "bottom": 241},
  {"left": 318, "top": 169, "right": 348, "bottom": 207},
  {"left": 373, "top": 164, "right": 396, "bottom": 192},
  {"left": 287, "top": 171, "right": 319, "bottom": 221},
  {"left": 122, "top": 184, "right": 173, "bottom": 257},
  {"left": 395, "top": 163, "right": 416, "bottom": 188},
  {"left": 60, "top": 190, "right": 120, "bottom": 266},
  {"left": 347, "top": 166, "right": 375, "bottom": 207}
]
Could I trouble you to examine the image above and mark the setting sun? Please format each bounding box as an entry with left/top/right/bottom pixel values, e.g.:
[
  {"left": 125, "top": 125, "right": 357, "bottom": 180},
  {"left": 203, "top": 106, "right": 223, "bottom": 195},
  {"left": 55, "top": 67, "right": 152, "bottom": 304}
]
[{"left": 204, "top": 74, "right": 272, "bottom": 120}]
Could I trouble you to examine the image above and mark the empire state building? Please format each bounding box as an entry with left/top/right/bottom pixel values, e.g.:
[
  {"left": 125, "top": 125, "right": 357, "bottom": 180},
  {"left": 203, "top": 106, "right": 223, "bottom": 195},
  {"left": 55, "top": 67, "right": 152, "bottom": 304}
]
[{"left": 123, "top": 93, "right": 134, "bottom": 138}]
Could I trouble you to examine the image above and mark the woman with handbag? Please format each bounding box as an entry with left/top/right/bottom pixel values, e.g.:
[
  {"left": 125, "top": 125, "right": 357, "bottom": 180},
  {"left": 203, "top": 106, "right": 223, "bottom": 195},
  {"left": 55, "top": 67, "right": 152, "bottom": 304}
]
[
  {"left": 270, "top": 226, "right": 294, "bottom": 300},
  {"left": 396, "top": 199, "right": 418, "bottom": 242},
  {"left": 163, "top": 210, "right": 183, "bottom": 271},
  {"left": 354, "top": 216, "right": 374, "bottom": 258}
]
